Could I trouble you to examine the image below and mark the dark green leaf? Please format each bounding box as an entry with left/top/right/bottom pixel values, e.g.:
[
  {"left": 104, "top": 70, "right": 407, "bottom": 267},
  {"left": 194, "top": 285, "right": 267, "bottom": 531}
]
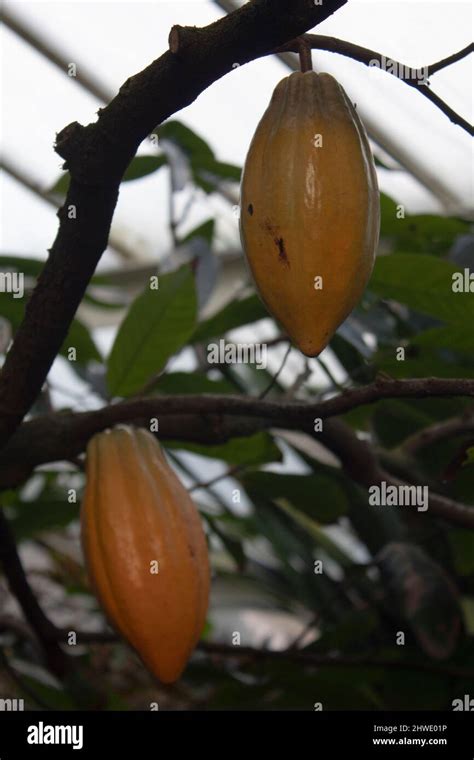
[
  {"left": 181, "top": 219, "right": 215, "bottom": 245},
  {"left": 62, "top": 319, "right": 102, "bottom": 363},
  {"left": 330, "top": 332, "right": 371, "bottom": 379},
  {"left": 49, "top": 172, "right": 70, "bottom": 196},
  {"left": 312, "top": 609, "right": 379, "bottom": 653},
  {"left": 193, "top": 157, "right": 241, "bottom": 192},
  {"left": 203, "top": 513, "right": 246, "bottom": 570},
  {"left": 156, "top": 120, "right": 214, "bottom": 161},
  {"left": 10, "top": 500, "right": 79, "bottom": 541},
  {"left": 0, "top": 293, "right": 100, "bottom": 365},
  {"left": 0, "top": 255, "right": 43, "bottom": 278},
  {"left": 370, "top": 254, "right": 474, "bottom": 324},
  {"left": 123, "top": 155, "right": 167, "bottom": 181},
  {"left": 379, "top": 193, "right": 469, "bottom": 255},
  {"left": 412, "top": 325, "right": 474, "bottom": 354},
  {"left": 166, "top": 432, "right": 282, "bottom": 466},
  {"left": 372, "top": 400, "right": 434, "bottom": 447},
  {"left": 448, "top": 528, "right": 474, "bottom": 576},
  {"left": 242, "top": 471, "right": 348, "bottom": 524},
  {"left": 376, "top": 542, "right": 462, "bottom": 660},
  {"left": 193, "top": 294, "right": 268, "bottom": 343},
  {"left": 374, "top": 349, "right": 474, "bottom": 379},
  {"left": 107, "top": 265, "right": 197, "bottom": 397}
]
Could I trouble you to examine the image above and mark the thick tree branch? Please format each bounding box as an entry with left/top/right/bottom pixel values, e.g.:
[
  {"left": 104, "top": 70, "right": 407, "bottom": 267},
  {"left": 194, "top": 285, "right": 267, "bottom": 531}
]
[
  {"left": 3, "top": 617, "right": 469, "bottom": 680},
  {"left": 1, "top": 377, "right": 473, "bottom": 487},
  {"left": 277, "top": 35, "right": 473, "bottom": 134},
  {"left": 1, "top": 377, "right": 473, "bottom": 528},
  {"left": 54, "top": 631, "right": 474, "bottom": 679},
  {"left": 319, "top": 419, "right": 474, "bottom": 529},
  {"left": 196, "top": 641, "right": 472, "bottom": 678},
  {"left": 0, "top": 0, "right": 345, "bottom": 451}
]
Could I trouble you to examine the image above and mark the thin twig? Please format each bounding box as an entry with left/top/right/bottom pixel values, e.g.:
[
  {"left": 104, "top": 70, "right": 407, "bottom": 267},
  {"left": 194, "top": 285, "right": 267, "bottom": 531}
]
[
  {"left": 0, "top": 508, "right": 68, "bottom": 676},
  {"left": 259, "top": 343, "right": 292, "bottom": 399},
  {"left": 189, "top": 463, "right": 244, "bottom": 493},
  {"left": 316, "top": 356, "right": 344, "bottom": 391},
  {"left": 428, "top": 43, "right": 474, "bottom": 75},
  {"left": 297, "top": 36, "right": 313, "bottom": 72},
  {"left": 197, "top": 640, "right": 471, "bottom": 678},
  {"left": 11, "top": 625, "right": 470, "bottom": 679},
  {"left": 401, "top": 410, "right": 474, "bottom": 456},
  {"left": 276, "top": 35, "right": 473, "bottom": 134}
]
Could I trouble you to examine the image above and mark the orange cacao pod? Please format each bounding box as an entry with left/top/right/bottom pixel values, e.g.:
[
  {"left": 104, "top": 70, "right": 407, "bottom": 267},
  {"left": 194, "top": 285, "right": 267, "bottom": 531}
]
[
  {"left": 81, "top": 426, "right": 210, "bottom": 683},
  {"left": 240, "top": 71, "right": 380, "bottom": 356}
]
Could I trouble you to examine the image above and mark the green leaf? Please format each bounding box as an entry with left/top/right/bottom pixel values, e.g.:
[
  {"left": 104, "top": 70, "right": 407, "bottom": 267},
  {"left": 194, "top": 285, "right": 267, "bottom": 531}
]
[
  {"left": 242, "top": 471, "right": 348, "bottom": 524},
  {"left": 107, "top": 266, "right": 197, "bottom": 397},
  {"left": 274, "top": 500, "right": 354, "bottom": 568},
  {"left": 370, "top": 254, "right": 474, "bottom": 324},
  {"left": 312, "top": 609, "right": 379, "bottom": 653},
  {"left": 62, "top": 319, "right": 102, "bottom": 363},
  {"left": 193, "top": 157, "right": 241, "bottom": 192},
  {"left": 49, "top": 172, "right": 70, "bottom": 196},
  {"left": 377, "top": 542, "right": 462, "bottom": 660},
  {"left": 181, "top": 219, "right": 215, "bottom": 245},
  {"left": 10, "top": 500, "right": 79, "bottom": 541},
  {"left": 412, "top": 325, "right": 474, "bottom": 354},
  {"left": 378, "top": 194, "right": 469, "bottom": 254},
  {"left": 464, "top": 447, "right": 474, "bottom": 466},
  {"left": 123, "top": 155, "right": 167, "bottom": 182},
  {"left": 375, "top": 350, "right": 474, "bottom": 379},
  {"left": 193, "top": 294, "right": 268, "bottom": 343},
  {"left": 0, "top": 294, "right": 25, "bottom": 326},
  {"left": 166, "top": 432, "right": 281, "bottom": 466},
  {"left": 394, "top": 216, "right": 468, "bottom": 256},
  {"left": 203, "top": 513, "right": 246, "bottom": 570},
  {"left": 372, "top": 400, "right": 435, "bottom": 448},
  {"left": 0, "top": 255, "right": 43, "bottom": 278},
  {"left": 156, "top": 121, "right": 240, "bottom": 193},
  {"left": 329, "top": 333, "right": 371, "bottom": 380},
  {"left": 156, "top": 120, "right": 214, "bottom": 161},
  {"left": 0, "top": 293, "right": 100, "bottom": 365},
  {"left": 448, "top": 528, "right": 474, "bottom": 576}
]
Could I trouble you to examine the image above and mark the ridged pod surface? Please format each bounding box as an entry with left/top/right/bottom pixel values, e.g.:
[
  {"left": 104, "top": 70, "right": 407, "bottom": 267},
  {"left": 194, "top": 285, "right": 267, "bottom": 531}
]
[
  {"left": 81, "top": 426, "right": 210, "bottom": 683},
  {"left": 240, "top": 71, "right": 380, "bottom": 356}
]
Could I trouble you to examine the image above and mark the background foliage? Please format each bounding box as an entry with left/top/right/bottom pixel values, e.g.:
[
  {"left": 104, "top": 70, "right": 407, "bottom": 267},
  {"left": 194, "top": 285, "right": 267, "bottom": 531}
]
[{"left": 1, "top": 118, "right": 473, "bottom": 710}]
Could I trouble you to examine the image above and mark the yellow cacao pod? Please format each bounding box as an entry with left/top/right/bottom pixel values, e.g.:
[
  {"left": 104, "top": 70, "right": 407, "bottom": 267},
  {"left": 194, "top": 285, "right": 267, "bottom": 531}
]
[
  {"left": 240, "top": 71, "right": 380, "bottom": 356},
  {"left": 81, "top": 426, "right": 210, "bottom": 683}
]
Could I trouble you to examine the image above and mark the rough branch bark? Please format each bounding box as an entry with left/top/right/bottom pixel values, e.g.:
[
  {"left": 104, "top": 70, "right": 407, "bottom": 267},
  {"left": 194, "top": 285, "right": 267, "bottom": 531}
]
[
  {"left": 1, "top": 378, "right": 473, "bottom": 528},
  {"left": 1, "top": 376, "right": 473, "bottom": 488},
  {"left": 0, "top": 0, "right": 346, "bottom": 451}
]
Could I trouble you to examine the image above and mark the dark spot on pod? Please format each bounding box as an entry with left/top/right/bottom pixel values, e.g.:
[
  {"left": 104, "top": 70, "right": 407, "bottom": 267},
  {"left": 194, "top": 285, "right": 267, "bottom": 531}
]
[
  {"left": 248, "top": 204, "right": 253, "bottom": 215},
  {"left": 276, "top": 237, "right": 289, "bottom": 266}
]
